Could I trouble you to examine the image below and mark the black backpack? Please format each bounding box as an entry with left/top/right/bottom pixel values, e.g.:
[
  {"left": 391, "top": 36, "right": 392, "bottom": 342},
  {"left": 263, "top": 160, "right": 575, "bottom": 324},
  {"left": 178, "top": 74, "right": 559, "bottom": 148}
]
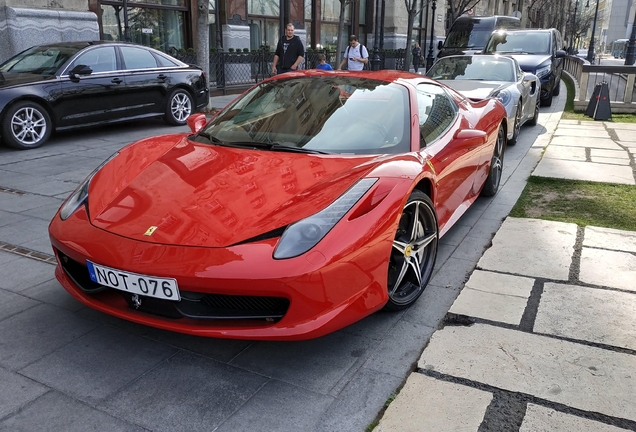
[{"left": 345, "top": 44, "right": 369, "bottom": 69}]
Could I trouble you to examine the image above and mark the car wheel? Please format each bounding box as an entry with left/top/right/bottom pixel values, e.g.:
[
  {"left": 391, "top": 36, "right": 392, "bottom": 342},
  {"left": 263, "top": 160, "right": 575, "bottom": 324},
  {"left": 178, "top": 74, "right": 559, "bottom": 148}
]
[
  {"left": 528, "top": 96, "right": 540, "bottom": 126},
  {"left": 1, "top": 101, "right": 52, "bottom": 150},
  {"left": 164, "top": 89, "right": 193, "bottom": 125},
  {"left": 540, "top": 88, "right": 553, "bottom": 107},
  {"left": 384, "top": 190, "right": 438, "bottom": 311},
  {"left": 480, "top": 123, "right": 505, "bottom": 197},
  {"left": 508, "top": 102, "right": 522, "bottom": 146}
]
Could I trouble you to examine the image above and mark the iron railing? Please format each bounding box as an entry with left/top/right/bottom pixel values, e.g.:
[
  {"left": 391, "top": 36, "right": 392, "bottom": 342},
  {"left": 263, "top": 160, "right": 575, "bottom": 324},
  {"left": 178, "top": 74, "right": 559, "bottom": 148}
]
[
  {"left": 171, "top": 49, "right": 408, "bottom": 92},
  {"left": 563, "top": 55, "right": 636, "bottom": 113}
]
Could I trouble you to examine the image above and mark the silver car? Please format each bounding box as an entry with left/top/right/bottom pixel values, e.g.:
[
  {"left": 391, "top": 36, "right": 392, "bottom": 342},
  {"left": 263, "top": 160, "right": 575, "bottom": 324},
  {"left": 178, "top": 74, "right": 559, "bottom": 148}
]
[{"left": 426, "top": 54, "right": 540, "bottom": 145}]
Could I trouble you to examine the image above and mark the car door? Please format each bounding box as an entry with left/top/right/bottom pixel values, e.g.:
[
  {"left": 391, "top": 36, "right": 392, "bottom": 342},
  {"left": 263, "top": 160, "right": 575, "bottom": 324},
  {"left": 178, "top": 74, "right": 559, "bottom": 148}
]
[
  {"left": 118, "top": 46, "right": 171, "bottom": 117},
  {"left": 54, "top": 46, "right": 126, "bottom": 127},
  {"left": 416, "top": 83, "right": 482, "bottom": 229}
]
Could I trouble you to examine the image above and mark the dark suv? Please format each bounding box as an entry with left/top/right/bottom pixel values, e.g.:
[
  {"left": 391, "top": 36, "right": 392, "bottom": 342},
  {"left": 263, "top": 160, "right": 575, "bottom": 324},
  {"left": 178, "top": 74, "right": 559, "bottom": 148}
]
[{"left": 484, "top": 29, "right": 566, "bottom": 106}]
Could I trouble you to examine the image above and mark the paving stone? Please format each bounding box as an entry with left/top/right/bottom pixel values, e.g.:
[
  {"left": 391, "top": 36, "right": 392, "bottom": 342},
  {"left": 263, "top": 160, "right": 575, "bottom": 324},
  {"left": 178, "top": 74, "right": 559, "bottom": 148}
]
[
  {"left": 20, "top": 279, "right": 83, "bottom": 312},
  {"left": 553, "top": 128, "right": 609, "bottom": 138},
  {"left": 535, "top": 283, "right": 636, "bottom": 350},
  {"left": 0, "top": 368, "right": 48, "bottom": 418},
  {"left": 549, "top": 136, "right": 622, "bottom": 150},
  {"left": 21, "top": 326, "right": 179, "bottom": 404},
  {"left": 0, "top": 193, "right": 62, "bottom": 213},
  {"left": 543, "top": 145, "right": 586, "bottom": 160},
  {"left": 0, "top": 304, "right": 100, "bottom": 370},
  {"left": 375, "top": 373, "right": 492, "bottom": 432},
  {"left": 580, "top": 248, "right": 636, "bottom": 292},
  {"left": 0, "top": 217, "right": 50, "bottom": 246},
  {"left": 613, "top": 129, "right": 636, "bottom": 142},
  {"left": 101, "top": 351, "right": 269, "bottom": 432},
  {"left": 584, "top": 226, "right": 636, "bottom": 253},
  {"left": 228, "top": 331, "right": 374, "bottom": 395},
  {"left": 340, "top": 308, "right": 405, "bottom": 341},
  {"left": 590, "top": 156, "right": 631, "bottom": 165},
  {"left": 533, "top": 159, "right": 635, "bottom": 184},
  {"left": 429, "top": 256, "right": 477, "bottom": 290},
  {"left": 215, "top": 380, "right": 334, "bottom": 432},
  {"left": 520, "top": 403, "right": 632, "bottom": 432},
  {"left": 591, "top": 148, "right": 631, "bottom": 159},
  {"left": 0, "top": 289, "right": 40, "bottom": 321},
  {"left": 450, "top": 271, "right": 534, "bottom": 325},
  {"left": 316, "top": 368, "right": 403, "bottom": 432},
  {"left": 17, "top": 236, "right": 55, "bottom": 255},
  {"left": 0, "top": 391, "right": 145, "bottom": 432},
  {"left": 0, "top": 250, "right": 19, "bottom": 265},
  {"left": 478, "top": 218, "right": 576, "bottom": 281},
  {"left": 0, "top": 257, "right": 55, "bottom": 293},
  {"left": 402, "top": 284, "right": 460, "bottom": 329},
  {"left": 0, "top": 209, "right": 23, "bottom": 227},
  {"left": 419, "top": 324, "right": 636, "bottom": 422}
]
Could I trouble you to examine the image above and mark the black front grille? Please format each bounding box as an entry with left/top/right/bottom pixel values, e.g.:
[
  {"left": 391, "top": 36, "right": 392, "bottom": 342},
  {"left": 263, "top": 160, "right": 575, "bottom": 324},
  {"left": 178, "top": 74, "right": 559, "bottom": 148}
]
[{"left": 54, "top": 248, "right": 289, "bottom": 321}]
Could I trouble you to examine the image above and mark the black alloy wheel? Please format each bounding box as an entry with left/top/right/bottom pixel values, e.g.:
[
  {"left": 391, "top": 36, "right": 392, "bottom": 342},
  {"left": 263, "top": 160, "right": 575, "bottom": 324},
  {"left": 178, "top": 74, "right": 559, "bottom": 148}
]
[
  {"left": 165, "top": 89, "right": 193, "bottom": 125},
  {"left": 2, "top": 101, "right": 52, "bottom": 150},
  {"left": 385, "top": 190, "right": 438, "bottom": 311},
  {"left": 508, "top": 102, "right": 522, "bottom": 146},
  {"left": 480, "top": 123, "right": 506, "bottom": 197}
]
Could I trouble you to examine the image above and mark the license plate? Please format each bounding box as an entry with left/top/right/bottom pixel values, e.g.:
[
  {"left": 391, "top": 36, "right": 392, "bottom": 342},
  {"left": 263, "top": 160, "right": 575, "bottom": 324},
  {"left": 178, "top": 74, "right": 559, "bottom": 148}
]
[{"left": 86, "top": 261, "right": 180, "bottom": 301}]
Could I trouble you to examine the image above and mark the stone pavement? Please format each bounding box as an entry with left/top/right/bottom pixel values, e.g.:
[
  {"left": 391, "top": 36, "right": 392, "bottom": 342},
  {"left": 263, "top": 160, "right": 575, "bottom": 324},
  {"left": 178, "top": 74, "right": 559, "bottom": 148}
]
[{"left": 376, "top": 120, "right": 636, "bottom": 429}]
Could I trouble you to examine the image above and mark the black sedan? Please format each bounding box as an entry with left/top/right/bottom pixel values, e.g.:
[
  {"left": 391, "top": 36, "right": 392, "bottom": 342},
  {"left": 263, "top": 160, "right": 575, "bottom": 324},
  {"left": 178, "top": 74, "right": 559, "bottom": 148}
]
[{"left": 0, "top": 41, "right": 209, "bottom": 149}]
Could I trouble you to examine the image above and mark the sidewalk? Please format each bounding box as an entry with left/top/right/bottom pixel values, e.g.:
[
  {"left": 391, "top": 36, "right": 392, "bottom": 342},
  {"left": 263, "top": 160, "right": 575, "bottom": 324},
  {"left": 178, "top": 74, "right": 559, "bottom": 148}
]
[{"left": 376, "top": 119, "right": 636, "bottom": 429}]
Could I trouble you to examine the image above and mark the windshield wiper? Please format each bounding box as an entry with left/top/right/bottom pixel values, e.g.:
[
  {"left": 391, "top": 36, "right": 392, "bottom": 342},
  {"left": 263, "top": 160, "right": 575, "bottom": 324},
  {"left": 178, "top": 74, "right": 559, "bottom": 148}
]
[
  {"left": 194, "top": 131, "right": 225, "bottom": 145},
  {"left": 228, "top": 141, "right": 331, "bottom": 155}
]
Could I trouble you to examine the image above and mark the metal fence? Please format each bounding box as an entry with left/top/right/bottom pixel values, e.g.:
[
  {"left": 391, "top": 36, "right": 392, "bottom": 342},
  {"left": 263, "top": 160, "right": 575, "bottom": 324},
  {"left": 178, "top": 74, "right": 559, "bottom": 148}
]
[
  {"left": 171, "top": 49, "right": 408, "bottom": 92},
  {"left": 564, "top": 55, "right": 636, "bottom": 113}
]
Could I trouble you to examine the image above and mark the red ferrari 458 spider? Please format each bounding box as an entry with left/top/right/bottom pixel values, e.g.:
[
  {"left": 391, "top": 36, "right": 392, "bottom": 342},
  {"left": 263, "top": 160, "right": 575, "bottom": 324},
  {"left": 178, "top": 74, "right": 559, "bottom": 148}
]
[{"left": 49, "top": 70, "right": 507, "bottom": 340}]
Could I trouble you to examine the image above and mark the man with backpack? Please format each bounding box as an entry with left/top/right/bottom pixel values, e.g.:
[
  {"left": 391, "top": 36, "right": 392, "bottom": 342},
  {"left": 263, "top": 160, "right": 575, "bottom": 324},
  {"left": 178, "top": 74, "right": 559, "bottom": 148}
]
[{"left": 337, "top": 35, "right": 368, "bottom": 71}]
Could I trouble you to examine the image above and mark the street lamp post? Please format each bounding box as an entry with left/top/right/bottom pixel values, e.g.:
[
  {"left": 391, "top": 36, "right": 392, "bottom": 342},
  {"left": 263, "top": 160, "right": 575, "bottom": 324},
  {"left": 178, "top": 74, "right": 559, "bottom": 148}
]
[
  {"left": 587, "top": 0, "right": 600, "bottom": 63},
  {"left": 371, "top": 0, "right": 381, "bottom": 70},
  {"left": 425, "top": 0, "right": 436, "bottom": 70},
  {"left": 123, "top": 0, "right": 131, "bottom": 42},
  {"left": 571, "top": 0, "right": 579, "bottom": 49},
  {"left": 624, "top": 5, "right": 636, "bottom": 64}
]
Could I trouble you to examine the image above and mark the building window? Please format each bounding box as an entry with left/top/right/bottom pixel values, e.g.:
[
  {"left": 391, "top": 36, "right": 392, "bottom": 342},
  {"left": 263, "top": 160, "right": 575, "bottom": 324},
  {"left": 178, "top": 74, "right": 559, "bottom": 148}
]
[{"left": 101, "top": 2, "right": 186, "bottom": 51}]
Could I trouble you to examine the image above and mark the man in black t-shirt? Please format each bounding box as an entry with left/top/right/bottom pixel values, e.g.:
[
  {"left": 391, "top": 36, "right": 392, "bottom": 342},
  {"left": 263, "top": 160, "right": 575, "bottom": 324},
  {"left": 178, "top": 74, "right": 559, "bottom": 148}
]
[{"left": 272, "top": 23, "right": 305, "bottom": 75}]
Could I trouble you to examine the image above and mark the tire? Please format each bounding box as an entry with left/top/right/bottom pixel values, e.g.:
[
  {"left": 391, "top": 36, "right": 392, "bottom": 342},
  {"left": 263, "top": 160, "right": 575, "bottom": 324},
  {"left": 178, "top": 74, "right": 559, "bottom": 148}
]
[
  {"left": 384, "top": 190, "right": 438, "bottom": 311},
  {"left": 508, "top": 102, "right": 522, "bottom": 146},
  {"left": 480, "top": 123, "right": 506, "bottom": 197},
  {"left": 164, "top": 89, "right": 193, "bottom": 126},
  {"left": 1, "top": 101, "right": 52, "bottom": 150},
  {"left": 553, "top": 76, "right": 561, "bottom": 96},
  {"left": 540, "top": 87, "right": 553, "bottom": 107},
  {"left": 528, "top": 95, "right": 540, "bottom": 126}
]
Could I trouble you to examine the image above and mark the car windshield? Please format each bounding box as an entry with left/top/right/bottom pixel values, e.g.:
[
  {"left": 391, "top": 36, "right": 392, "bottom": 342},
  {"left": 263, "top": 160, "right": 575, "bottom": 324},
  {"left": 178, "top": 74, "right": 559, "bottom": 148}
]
[
  {"left": 445, "top": 27, "right": 494, "bottom": 49},
  {"left": 0, "top": 45, "right": 80, "bottom": 75},
  {"left": 198, "top": 76, "right": 411, "bottom": 155},
  {"left": 428, "top": 57, "right": 514, "bottom": 81},
  {"left": 486, "top": 32, "right": 551, "bottom": 55}
]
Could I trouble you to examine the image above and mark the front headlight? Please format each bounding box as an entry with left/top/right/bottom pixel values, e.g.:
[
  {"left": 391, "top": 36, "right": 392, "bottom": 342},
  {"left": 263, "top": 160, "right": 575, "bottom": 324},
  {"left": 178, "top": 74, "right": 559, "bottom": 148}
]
[
  {"left": 535, "top": 64, "right": 551, "bottom": 79},
  {"left": 495, "top": 89, "right": 512, "bottom": 106},
  {"left": 59, "top": 152, "right": 119, "bottom": 220},
  {"left": 273, "top": 178, "right": 378, "bottom": 259}
]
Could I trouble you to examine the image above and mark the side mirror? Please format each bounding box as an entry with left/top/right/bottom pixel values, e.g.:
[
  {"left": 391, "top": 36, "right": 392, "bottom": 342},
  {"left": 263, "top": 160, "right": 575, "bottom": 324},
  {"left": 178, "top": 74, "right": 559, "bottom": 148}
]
[
  {"left": 187, "top": 113, "right": 207, "bottom": 133},
  {"left": 522, "top": 73, "right": 535, "bottom": 82},
  {"left": 453, "top": 129, "right": 487, "bottom": 145},
  {"left": 437, "top": 41, "right": 443, "bottom": 50},
  {"left": 555, "top": 50, "right": 567, "bottom": 58},
  {"left": 69, "top": 64, "right": 93, "bottom": 78}
]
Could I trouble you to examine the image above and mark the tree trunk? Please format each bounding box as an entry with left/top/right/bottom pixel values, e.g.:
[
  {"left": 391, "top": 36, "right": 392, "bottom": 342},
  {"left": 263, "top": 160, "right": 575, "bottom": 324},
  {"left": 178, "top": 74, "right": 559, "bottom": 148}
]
[
  {"left": 336, "top": 0, "right": 348, "bottom": 67},
  {"left": 404, "top": 9, "right": 416, "bottom": 71},
  {"left": 196, "top": 0, "right": 210, "bottom": 109}
]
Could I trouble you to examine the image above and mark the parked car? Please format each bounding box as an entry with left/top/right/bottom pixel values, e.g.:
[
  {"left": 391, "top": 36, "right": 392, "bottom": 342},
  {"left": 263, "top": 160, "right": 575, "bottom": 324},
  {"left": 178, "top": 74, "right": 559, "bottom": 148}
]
[
  {"left": 427, "top": 54, "right": 540, "bottom": 145},
  {"left": 437, "top": 15, "right": 521, "bottom": 59},
  {"left": 484, "top": 29, "right": 566, "bottom": 106},
  {"left": 0, "top": 41, "right": 209, "bottom": 150},
  {"left": 49, "top": 70, "right": 507, "bottom": 340}
]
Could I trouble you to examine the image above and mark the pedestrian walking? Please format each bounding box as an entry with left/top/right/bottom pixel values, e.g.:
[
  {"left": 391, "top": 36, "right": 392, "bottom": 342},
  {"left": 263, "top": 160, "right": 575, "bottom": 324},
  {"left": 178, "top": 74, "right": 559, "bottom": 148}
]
[
  {"left": 412, "top": 43, "right": 422, "bottom": 73},
  {"left": 337, "top": 35, "right": 369, "bottom": 71},
  {"left": 272, "top": 23, "right": 305, "bottom": 75}
]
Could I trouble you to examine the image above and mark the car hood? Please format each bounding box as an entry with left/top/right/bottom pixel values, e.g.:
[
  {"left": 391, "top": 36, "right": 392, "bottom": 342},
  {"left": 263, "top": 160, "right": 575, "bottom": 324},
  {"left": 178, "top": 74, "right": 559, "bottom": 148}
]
[
  {"left": 438, "top": 80, "right": 506, "bottom": 99},
  {"left": 88, "top": 136, "right": 388, "bottom": 247},
  {"left": 505, "top": 54, "right": 551, "bottom": 71},
  {"left": 0, "top": 72, "right": 55, "bottom": 88}
]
